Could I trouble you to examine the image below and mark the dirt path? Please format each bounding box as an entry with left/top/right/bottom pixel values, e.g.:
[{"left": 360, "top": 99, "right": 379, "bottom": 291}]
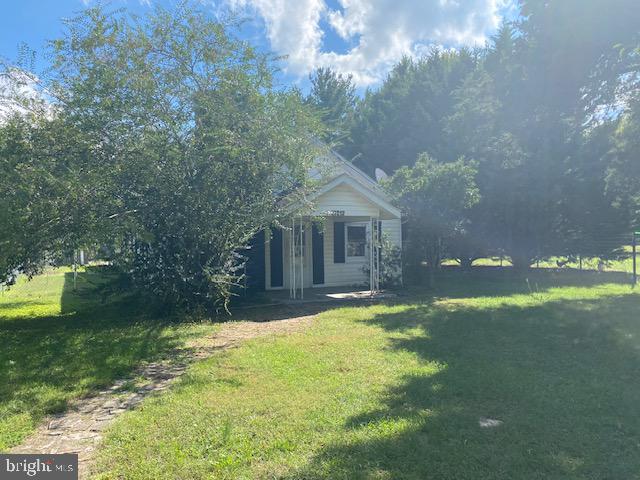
[{"left": 10, "top": 314, "right": 315, "bottom": 479}]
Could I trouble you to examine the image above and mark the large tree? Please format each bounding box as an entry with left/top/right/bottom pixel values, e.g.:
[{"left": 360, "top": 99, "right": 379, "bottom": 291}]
[
  {"left": 387, "top": 154, "right": 479, "bottom": 284},
  {"left": 2, "top": 4, "right": 321, "bottom": 309},
  {"left": 0, "top": 66, "right": 84, "bottom": 283},
  {"left": 373, "top": 0, "right": 640, "bottom": 270},
  {"left": 305, "top": 67, "right": 357, "bottom": 148},
  {"left": 607, "top": 91, "right": 640, "bottom": 229},
  {"left": 446, "top": 0, "right": 640, "bottom": 268},
  {"left": 346, "top": 50, "right": 478, "bottom": 176},
  {"left": 444, "top": 23, "right": 558, "bottom": 269}
]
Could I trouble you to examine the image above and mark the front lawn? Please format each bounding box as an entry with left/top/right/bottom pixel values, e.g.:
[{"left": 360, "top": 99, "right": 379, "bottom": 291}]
[
  {"left": 95, "top": 273, "right": 640, "bottom": 479},
  {"left": 0, "top": 267, "right": 214, "bottom": 451}
]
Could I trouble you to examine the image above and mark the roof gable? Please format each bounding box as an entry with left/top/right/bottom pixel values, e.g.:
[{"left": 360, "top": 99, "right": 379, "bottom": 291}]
[
  {"left": 308, "top": 174, "right": 401, "bottom": 220},
  {"left": 310, "top": 150, "right": 387, "bottom": 197}
]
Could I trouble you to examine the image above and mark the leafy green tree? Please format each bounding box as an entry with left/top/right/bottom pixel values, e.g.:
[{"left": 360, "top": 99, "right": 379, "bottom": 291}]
[
  {"left": 306, "top": 67, "right": 357, "bottom": 147},
  {"left": 346, "top": 50, "right": 478, "bottom": 176},
  {"left": 387, "top": 154, "right": 479, "bottom": 285},
  {"left": 0, "top": 102, "right": 96, "bottom": 284},
  {"left": 446, "top": 9, "right": 640, "bottom": 268},
  {"left": 446, "top": 24, "right": 547, "bottom": 269},
  {"left": 351, "top": 1, "right": 640, "bottom": 270},
  {"left": 2, "top": 4, "right": 321, "bottom": 309},
  {"left": 607, "top": 92, "right": 640, "bottom": 228},
  {"left": 0, "top": 118, "right": 53, "bottom": 282},
  {"left": 519, "top": 0, "right": 640, "bottom": 120},
  {"left": 512, "top": 0, "right": 640, "bottom": 262},
  {"left": 555, "top": 121, "right": 630, "bottom": 261}
]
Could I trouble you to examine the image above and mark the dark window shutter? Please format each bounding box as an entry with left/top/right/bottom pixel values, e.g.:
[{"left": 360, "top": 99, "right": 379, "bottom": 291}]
[
  {"left": 333, "top": 221, "right": 345, "bottom": 263},
  {"left": 312, "top": 223, "right": 325, "bottom": 284},
  {"left": 270, "top": 228, "right": 283, "bottom": 287},
  {"left": 245, "top": 230, "right": 266, "bottom": 291}
]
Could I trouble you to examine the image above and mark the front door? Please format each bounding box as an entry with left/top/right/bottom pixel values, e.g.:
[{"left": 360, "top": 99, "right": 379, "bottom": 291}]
[
  {"left": 269, "top": 227, "right": 283, "bottom": 288},
  {"left": 312, "top": 223, "right": 325, "bottom": 285}
]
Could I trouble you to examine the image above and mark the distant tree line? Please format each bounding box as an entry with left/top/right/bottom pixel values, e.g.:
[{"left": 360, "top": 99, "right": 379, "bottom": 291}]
[{"left": 307, "top": 0, "right": 640, "bottom": 275}]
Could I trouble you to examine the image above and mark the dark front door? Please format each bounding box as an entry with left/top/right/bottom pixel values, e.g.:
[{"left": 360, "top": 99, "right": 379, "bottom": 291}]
[
  {"left": 270, "top": 227, "right": 284, "bottom": 287},
  {"left": 312, "top": 223, "right": 325, "bottom": 285},
  {"left": 245, "top": 230, "right": 266, "bottom": 291}
]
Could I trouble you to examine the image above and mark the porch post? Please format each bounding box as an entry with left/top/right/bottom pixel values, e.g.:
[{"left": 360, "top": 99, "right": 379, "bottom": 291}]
[
  {"left": 289, "top": 216, "right": 306, "bottom": 300},
  {"left": 369, "top": 216, "right": 381, "bottom": 296},
  {"left": 373, "top": 217, "right": 380, "bottom": 292},
  {"left": 376, "top": 217, "right": 380, "bottom": 292},
  {"left": 300, "top": 218, "right": 304, "bottom": 300},
  {"left": 370, "top": 216, "right": 374, "bottom": 296},
  {"left": 290, "top": 217, "right": 295, "bottom": 299}
]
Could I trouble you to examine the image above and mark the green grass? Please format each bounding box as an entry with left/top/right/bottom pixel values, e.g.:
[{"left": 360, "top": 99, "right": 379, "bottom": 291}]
[
  {"left": 0, "top": 267, "right": 215, "bottom": 451},
  {"left": 94, "top": 271, "right": 640, "bottom": 479}
]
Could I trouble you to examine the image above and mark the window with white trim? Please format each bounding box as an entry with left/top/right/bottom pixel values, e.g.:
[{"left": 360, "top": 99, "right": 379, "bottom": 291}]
[{"left": 346, "top": 224, "right": 366, "bottom": 257}]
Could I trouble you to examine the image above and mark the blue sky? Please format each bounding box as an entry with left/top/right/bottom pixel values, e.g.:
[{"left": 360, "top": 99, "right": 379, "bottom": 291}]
[{"left": 0, "top": 0, "right": 519, "bottom": 91}]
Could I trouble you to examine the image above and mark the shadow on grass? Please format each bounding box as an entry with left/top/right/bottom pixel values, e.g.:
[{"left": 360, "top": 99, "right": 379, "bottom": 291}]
[
  {"left": 228, "top": 269, "right": 633, "bottom": 325},
  {"left": 286, "top": 290, "right": 640, "bottom": 479},
  {"left": 0, "top": 268, "right": 200, "bottom": 449}
]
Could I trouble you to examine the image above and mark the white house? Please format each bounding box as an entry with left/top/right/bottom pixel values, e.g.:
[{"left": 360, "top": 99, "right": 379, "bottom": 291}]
[{"left": 245, "top": 151, "right": 402, "bottom": 298}]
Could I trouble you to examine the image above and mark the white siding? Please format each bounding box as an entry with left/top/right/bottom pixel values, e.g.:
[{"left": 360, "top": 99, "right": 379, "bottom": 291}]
[
  {"left": 381, "top": 219, "right": 402, "bottom": 247},
  {"left": 313, "top": 184, "right": 381, "bottom": 217},
  {"left": 265, "top": 181, "right": 403, "bottom": 290},
  {"left": 320, "top": 218, "right": 403, "bottom": 287},
  {"left": 322, "top": 219, "right": 368, "bottom": 287}
]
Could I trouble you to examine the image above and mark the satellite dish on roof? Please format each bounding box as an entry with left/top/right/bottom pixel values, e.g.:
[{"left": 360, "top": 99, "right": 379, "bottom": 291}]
[{"left": 375, "top": 168, "right": 389, "bottom": 183}]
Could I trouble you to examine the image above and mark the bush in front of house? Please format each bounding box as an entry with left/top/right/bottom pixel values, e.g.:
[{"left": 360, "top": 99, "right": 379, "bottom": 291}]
[{"left": 0, "top": 4, "right": 322, "bottom": 311}]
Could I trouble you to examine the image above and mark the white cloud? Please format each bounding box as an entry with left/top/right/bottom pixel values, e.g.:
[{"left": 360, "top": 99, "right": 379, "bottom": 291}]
[
  {"left": 229, "top": 0, "right": 512, "bottom": 86},
  {"left": 229, "top": 0, "right": 326, "bottom": 73},
  {"left": 0, "top": 68, "right": 51, "bottom": 123}
]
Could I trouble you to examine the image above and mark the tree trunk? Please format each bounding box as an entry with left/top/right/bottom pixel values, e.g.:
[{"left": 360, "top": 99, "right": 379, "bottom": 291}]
[
  {"left": 511, "top": 254, "right": 532, "bottom": 271},
  {"left": 426, "top": 235, "right": 443, "bottom": 288},
  {"left": 460, "top": 257, "right": 474, "bottom": 270}
]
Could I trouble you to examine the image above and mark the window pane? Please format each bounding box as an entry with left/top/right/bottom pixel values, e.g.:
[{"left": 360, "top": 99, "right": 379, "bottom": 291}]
[{"left": 347, "top": 226, "right": 366, "bottom": 257}]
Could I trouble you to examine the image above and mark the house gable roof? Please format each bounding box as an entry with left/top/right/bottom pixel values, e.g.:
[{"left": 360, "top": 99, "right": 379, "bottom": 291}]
[
  {"left": 308, "top": 174, "right": 401, "bottom": 220},
  {"left": 283, "top": 147, "right": 400, "bottom": 220},
  {"left": 310, "top": 149, "right": 387, "bottom": 196}
]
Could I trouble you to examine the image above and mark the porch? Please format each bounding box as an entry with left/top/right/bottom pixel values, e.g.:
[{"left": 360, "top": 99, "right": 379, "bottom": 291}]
[
  {"left": 245, "top": 159, "right": 403, "bottom": 299},
  {"left": 266, "top": 215, "right": 388, "bottom": 298},
  {"left": 264, "top": 285, "right": 398, "bottom": 305}
]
